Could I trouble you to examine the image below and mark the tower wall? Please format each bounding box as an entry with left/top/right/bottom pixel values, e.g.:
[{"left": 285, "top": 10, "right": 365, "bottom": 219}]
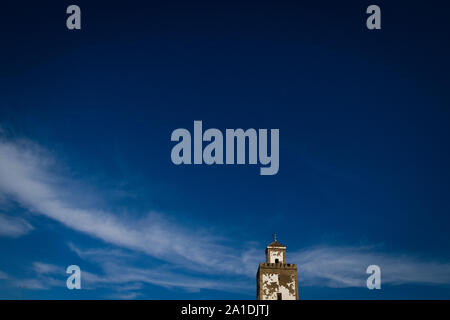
[
  {"left": 257, "top": 263, "right": 298, "bottom": 300},
  {"left": 266, "top": 247, "right": 285, "bottom": 263}
]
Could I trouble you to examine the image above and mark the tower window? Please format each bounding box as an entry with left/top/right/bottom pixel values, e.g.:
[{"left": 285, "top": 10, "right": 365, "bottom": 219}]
[
  {"left": 277, "top": 293, "right": 282, "bottom": 300},
  {"left": 275, "top": 259, "right": 279, "bottom": 263}
]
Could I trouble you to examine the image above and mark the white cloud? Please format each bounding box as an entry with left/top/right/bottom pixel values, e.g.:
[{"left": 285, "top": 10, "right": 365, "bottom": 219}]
[
  {"left": 1, "top": 264, "right": 63, "bottom": 291},
  {"left": 110, "top": 291, "right": 141, "bottom": 300},
  {"left": 11, "top": 276, "right": 62, "bottom": 290},
  {"left": 67, "top": 242, "right": 136, "bottom": 264},
  {"left": 2, "top": 135, "right": 450, "bottom": 297},
  {"left": 27, "top": 242, "right": 450, "bottom": 298},
  {"left": 0, "top": 214, "right": 33, "bottom": 238},
  {"left": 85, "top": 263, "right": 252, "bottom": 292},
  {"left": 14, "top": 278, "right": 48, "bottom": 290},
  {"left": 26, "top": 255, "right": 253, "bottom": 296},
  {"left": 0, "top": 137, "right": 257, "bottom": 276},
  {"left": 292, "top": 245, "right": 450, "bottom": 288},
  {"left": 33, "top": 262, "right": 62, "bottom": 275}
]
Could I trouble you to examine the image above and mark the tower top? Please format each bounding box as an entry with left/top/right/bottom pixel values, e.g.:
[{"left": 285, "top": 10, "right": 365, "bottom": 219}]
[
  {"left": 267, "top": 234, "right": 286, "bottom": 248},
  {"left": 267, "top": 240, "right": 286, "bottom": 248}
]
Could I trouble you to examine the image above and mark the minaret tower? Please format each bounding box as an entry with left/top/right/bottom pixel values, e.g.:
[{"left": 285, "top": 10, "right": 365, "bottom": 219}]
[{"left": 256, "top": 235, "right": 298, "bottom": 300}]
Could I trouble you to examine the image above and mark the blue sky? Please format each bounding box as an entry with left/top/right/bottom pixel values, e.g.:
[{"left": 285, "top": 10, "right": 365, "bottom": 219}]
[{"left": 1, "top": 0, "right": 450, "bottom": 299}]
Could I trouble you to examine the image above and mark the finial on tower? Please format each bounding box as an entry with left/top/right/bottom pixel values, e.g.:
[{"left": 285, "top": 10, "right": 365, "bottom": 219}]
[{"left": 272, "top": 233, "right": 277, "bottom": 242}]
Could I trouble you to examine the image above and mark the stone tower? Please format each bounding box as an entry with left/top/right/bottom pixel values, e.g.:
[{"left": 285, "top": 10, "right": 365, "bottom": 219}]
[{"left": 256, "top": 236, "right": 298, "bottom": 300}]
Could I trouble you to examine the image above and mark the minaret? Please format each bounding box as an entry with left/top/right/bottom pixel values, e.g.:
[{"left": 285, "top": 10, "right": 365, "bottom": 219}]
[{"left": 256, "top": 235, "right": 298, "bottom": 300}]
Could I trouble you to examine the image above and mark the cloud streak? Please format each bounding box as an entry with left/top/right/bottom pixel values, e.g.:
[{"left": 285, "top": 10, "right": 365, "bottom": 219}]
[
  {"left": 16, "top": 243, "right": 450, "bottom": 298},
  {"left": 1, "top": 134, "right": 450, "bottom": 297},
  {"left": 67, "top": 243, "right": 253, "bottom": 293},
  {"left": 0, "top": 213, "right": 33, "bottom": 238},
  {"left": 292, "top": 246, "right": 450, "bottom": 288},
  {"left": 0, "top": 137, "right": 257, "bottom": 277}
]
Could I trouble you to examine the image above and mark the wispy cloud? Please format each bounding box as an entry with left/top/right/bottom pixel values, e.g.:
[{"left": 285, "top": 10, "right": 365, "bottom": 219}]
[
  {"left": 68, "top": 243, "right": 253, "bottom": 293},
  {"left": 14, "top": 279, "right": 48, "bottom": 290},
  {"left": 33, "top": 262, "right": 63, "bottom": 275},
  {"left": 25, "top": 252, "right": 253, "bottom": 297},
  {"left": 0, "top": 213, "right": 33, "bottom": 238},
  {"left": 2, "top": 134, "right": 450, "bottom": 298},
  {"left": 110, "top": 291, "right": 141, "bottom": 300},
  {"left": 17, "top": 243, "right": 450, "bottom": 298},
  {"left": 292, "top": 245, "right": 450, "bottom": 288},
  {"left": 0, "top": 137, "right": 258, "bottom": 277},
  {"left": 0, "top": 264, "right": 60, "bottom": 291},
  {"left": 0, "top": 268, "right": 50, "bottom": 290},
  {"left": 0, "top": 135, "right": 258, "bottom": 297}
]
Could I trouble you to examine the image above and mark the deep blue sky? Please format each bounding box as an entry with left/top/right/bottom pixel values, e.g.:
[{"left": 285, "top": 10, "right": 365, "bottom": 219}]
[{"left": 0, "top": 0, "right": 450, "bottom": 299}]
